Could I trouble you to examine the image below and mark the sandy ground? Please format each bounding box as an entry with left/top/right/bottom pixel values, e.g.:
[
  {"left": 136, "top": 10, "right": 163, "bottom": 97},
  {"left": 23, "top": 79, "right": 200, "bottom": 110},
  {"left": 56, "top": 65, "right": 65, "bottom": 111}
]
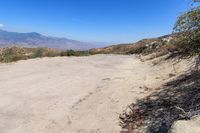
[
  {"left": 171, "top": 116, "right": 200, "bottom": 133},
  {"left": 0, "top": 55, "right": 188, "bottom": 133}
]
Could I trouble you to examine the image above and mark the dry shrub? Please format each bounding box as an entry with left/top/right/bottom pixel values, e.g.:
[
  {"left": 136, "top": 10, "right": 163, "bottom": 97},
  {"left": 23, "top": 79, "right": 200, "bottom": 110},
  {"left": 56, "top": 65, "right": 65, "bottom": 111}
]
[
  {"left": 0, "top": 46, "right": 30, "bottom": 62},
  {"left": 0, "top": 46, "right": 92, "bottom": 63},
  {"left": 127, "top": 43, "right": 147, "bottom": 54},
  {"left": 31, "top": 48, "right": 61, "bottom": 58},
  {"left": 42, "top": 48, "right": 61, "bottom": 57}
]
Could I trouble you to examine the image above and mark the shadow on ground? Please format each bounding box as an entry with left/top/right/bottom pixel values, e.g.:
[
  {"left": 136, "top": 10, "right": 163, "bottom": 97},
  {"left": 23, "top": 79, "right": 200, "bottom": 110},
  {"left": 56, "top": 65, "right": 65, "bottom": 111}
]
[{"left": 120, "top": 70, "right": 200, "bottom": 133}]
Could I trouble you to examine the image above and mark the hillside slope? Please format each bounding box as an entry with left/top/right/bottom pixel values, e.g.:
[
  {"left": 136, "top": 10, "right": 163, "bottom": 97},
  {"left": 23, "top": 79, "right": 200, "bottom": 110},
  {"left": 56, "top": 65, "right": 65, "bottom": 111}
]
[{"left": 90, "top": 34, "right": 176, "bottom": 55}]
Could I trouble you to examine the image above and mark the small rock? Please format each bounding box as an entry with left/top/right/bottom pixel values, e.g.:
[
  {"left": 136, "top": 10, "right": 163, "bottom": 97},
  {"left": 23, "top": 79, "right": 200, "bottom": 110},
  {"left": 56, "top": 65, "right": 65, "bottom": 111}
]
[{"left": 169, "top": 73, "right": 176, "bottom": 78}]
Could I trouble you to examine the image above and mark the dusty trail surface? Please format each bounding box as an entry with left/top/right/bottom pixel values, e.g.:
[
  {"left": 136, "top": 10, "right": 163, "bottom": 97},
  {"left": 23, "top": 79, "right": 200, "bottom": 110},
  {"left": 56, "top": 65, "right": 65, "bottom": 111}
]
[{"left": 0, "top": 55, "right": 177, "bottom": 133}]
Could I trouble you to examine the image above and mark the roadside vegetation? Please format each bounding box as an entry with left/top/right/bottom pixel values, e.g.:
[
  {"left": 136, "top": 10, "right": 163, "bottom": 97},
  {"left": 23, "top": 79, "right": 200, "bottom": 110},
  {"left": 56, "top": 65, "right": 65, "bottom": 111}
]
[
  {"left": 0, "top": 46, "right": 91, "bottom": 63},
  {"left": 119, "top": 6, "right": 200, "bottom": 133},
  {"left": 133, "top": 6, "right": 200, "bottom": 60},
  {"left": 90, "top": 6, "right": 200, "bottom": 60}
]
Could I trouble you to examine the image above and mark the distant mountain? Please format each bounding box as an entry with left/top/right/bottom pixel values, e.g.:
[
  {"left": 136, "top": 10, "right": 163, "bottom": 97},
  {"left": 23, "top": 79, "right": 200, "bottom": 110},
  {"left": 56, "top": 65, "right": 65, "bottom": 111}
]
[{"left": 0, "top": 30, "right": 103, "bottom": 50}]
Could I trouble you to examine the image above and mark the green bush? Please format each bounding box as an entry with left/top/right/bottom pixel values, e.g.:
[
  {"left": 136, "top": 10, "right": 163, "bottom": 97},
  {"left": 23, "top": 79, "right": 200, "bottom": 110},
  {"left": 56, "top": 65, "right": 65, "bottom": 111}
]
[{"left": 173, "top": 6, "right": 200, "bottom": 56}]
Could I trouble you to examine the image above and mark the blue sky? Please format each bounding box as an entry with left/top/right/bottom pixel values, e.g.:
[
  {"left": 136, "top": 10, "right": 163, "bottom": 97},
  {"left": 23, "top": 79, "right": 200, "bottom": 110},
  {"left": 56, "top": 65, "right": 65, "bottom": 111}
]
[{"left": 0, "top": 0, "right": 199, "bottom": 43}]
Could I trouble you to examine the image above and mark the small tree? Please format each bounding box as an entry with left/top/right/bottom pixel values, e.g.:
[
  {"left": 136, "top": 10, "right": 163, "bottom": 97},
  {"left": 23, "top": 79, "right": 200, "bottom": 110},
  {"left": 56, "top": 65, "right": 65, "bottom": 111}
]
[{"left": 173, "top": 6, "right": 200, "bottom": 55}]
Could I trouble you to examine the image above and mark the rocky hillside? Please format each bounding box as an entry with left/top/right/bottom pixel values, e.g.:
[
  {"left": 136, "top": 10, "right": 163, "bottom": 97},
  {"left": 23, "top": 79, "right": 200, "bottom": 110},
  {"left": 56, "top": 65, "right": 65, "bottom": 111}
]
[{"left": 90, "top": 34, "right": 177, "bottom": 55}]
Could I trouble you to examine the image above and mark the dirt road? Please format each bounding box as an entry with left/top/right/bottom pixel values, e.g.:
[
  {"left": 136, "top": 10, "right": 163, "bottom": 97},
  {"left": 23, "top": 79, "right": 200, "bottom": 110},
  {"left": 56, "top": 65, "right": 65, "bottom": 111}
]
[{"left": 0, "top": 55, "right": 175, "bottom": 133}]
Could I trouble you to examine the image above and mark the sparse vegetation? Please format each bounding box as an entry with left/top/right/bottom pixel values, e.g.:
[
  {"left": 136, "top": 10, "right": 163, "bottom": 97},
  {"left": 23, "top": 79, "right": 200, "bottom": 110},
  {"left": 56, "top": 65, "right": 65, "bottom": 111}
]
[
  {"left": 0, "top": 46, "right": 92, "bottom": 63},
  {"left": 32, "top": 48, "right": 45, "bottom": 58},
  {"left": 0, "top": 46, "right": 29, "bottom": 62},
  {"left": 31, "top": 48, "right": 61, "bottom": 58},
  {"left": 60, "top": 50, "right": 91, "bottom": 56},
  {"left": 90, "top": 35, "right": 178, "bottom": 57},
  {"left": 119, "top": 5, "right": 200, "bottom": 133}
]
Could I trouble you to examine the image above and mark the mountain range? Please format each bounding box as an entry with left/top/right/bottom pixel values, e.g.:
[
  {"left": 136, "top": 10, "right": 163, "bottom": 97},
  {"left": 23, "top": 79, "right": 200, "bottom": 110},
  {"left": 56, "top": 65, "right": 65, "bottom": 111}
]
[{"left": 0, "top": 30, "right": 105, "bottom": 50}]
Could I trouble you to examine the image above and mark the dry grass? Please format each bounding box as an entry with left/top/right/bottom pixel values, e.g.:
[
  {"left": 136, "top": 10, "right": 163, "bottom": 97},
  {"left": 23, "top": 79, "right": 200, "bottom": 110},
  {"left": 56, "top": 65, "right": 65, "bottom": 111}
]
[{"left": 0, "top": 46, "right": 91, "bottom": 63}]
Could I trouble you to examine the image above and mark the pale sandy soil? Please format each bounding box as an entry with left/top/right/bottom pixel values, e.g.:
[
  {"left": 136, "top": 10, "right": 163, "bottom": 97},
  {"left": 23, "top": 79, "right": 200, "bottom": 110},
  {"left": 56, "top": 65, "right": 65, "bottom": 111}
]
[{"left": 0, "top": 55, "right": 189, "bottom": 133}]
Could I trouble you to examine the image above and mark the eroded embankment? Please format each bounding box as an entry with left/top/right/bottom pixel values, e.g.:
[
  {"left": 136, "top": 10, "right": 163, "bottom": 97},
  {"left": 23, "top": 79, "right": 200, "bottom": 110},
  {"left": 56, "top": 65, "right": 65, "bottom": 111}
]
[{"left": 120, "top": 56, "right": 198, "bottom": 133}]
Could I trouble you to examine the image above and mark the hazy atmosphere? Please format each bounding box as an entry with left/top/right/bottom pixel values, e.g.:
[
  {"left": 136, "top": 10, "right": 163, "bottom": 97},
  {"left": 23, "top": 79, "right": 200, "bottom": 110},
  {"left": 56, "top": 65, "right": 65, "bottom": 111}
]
[{"left": 0, "top": 0, "right": 198, "bottom": 43}]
